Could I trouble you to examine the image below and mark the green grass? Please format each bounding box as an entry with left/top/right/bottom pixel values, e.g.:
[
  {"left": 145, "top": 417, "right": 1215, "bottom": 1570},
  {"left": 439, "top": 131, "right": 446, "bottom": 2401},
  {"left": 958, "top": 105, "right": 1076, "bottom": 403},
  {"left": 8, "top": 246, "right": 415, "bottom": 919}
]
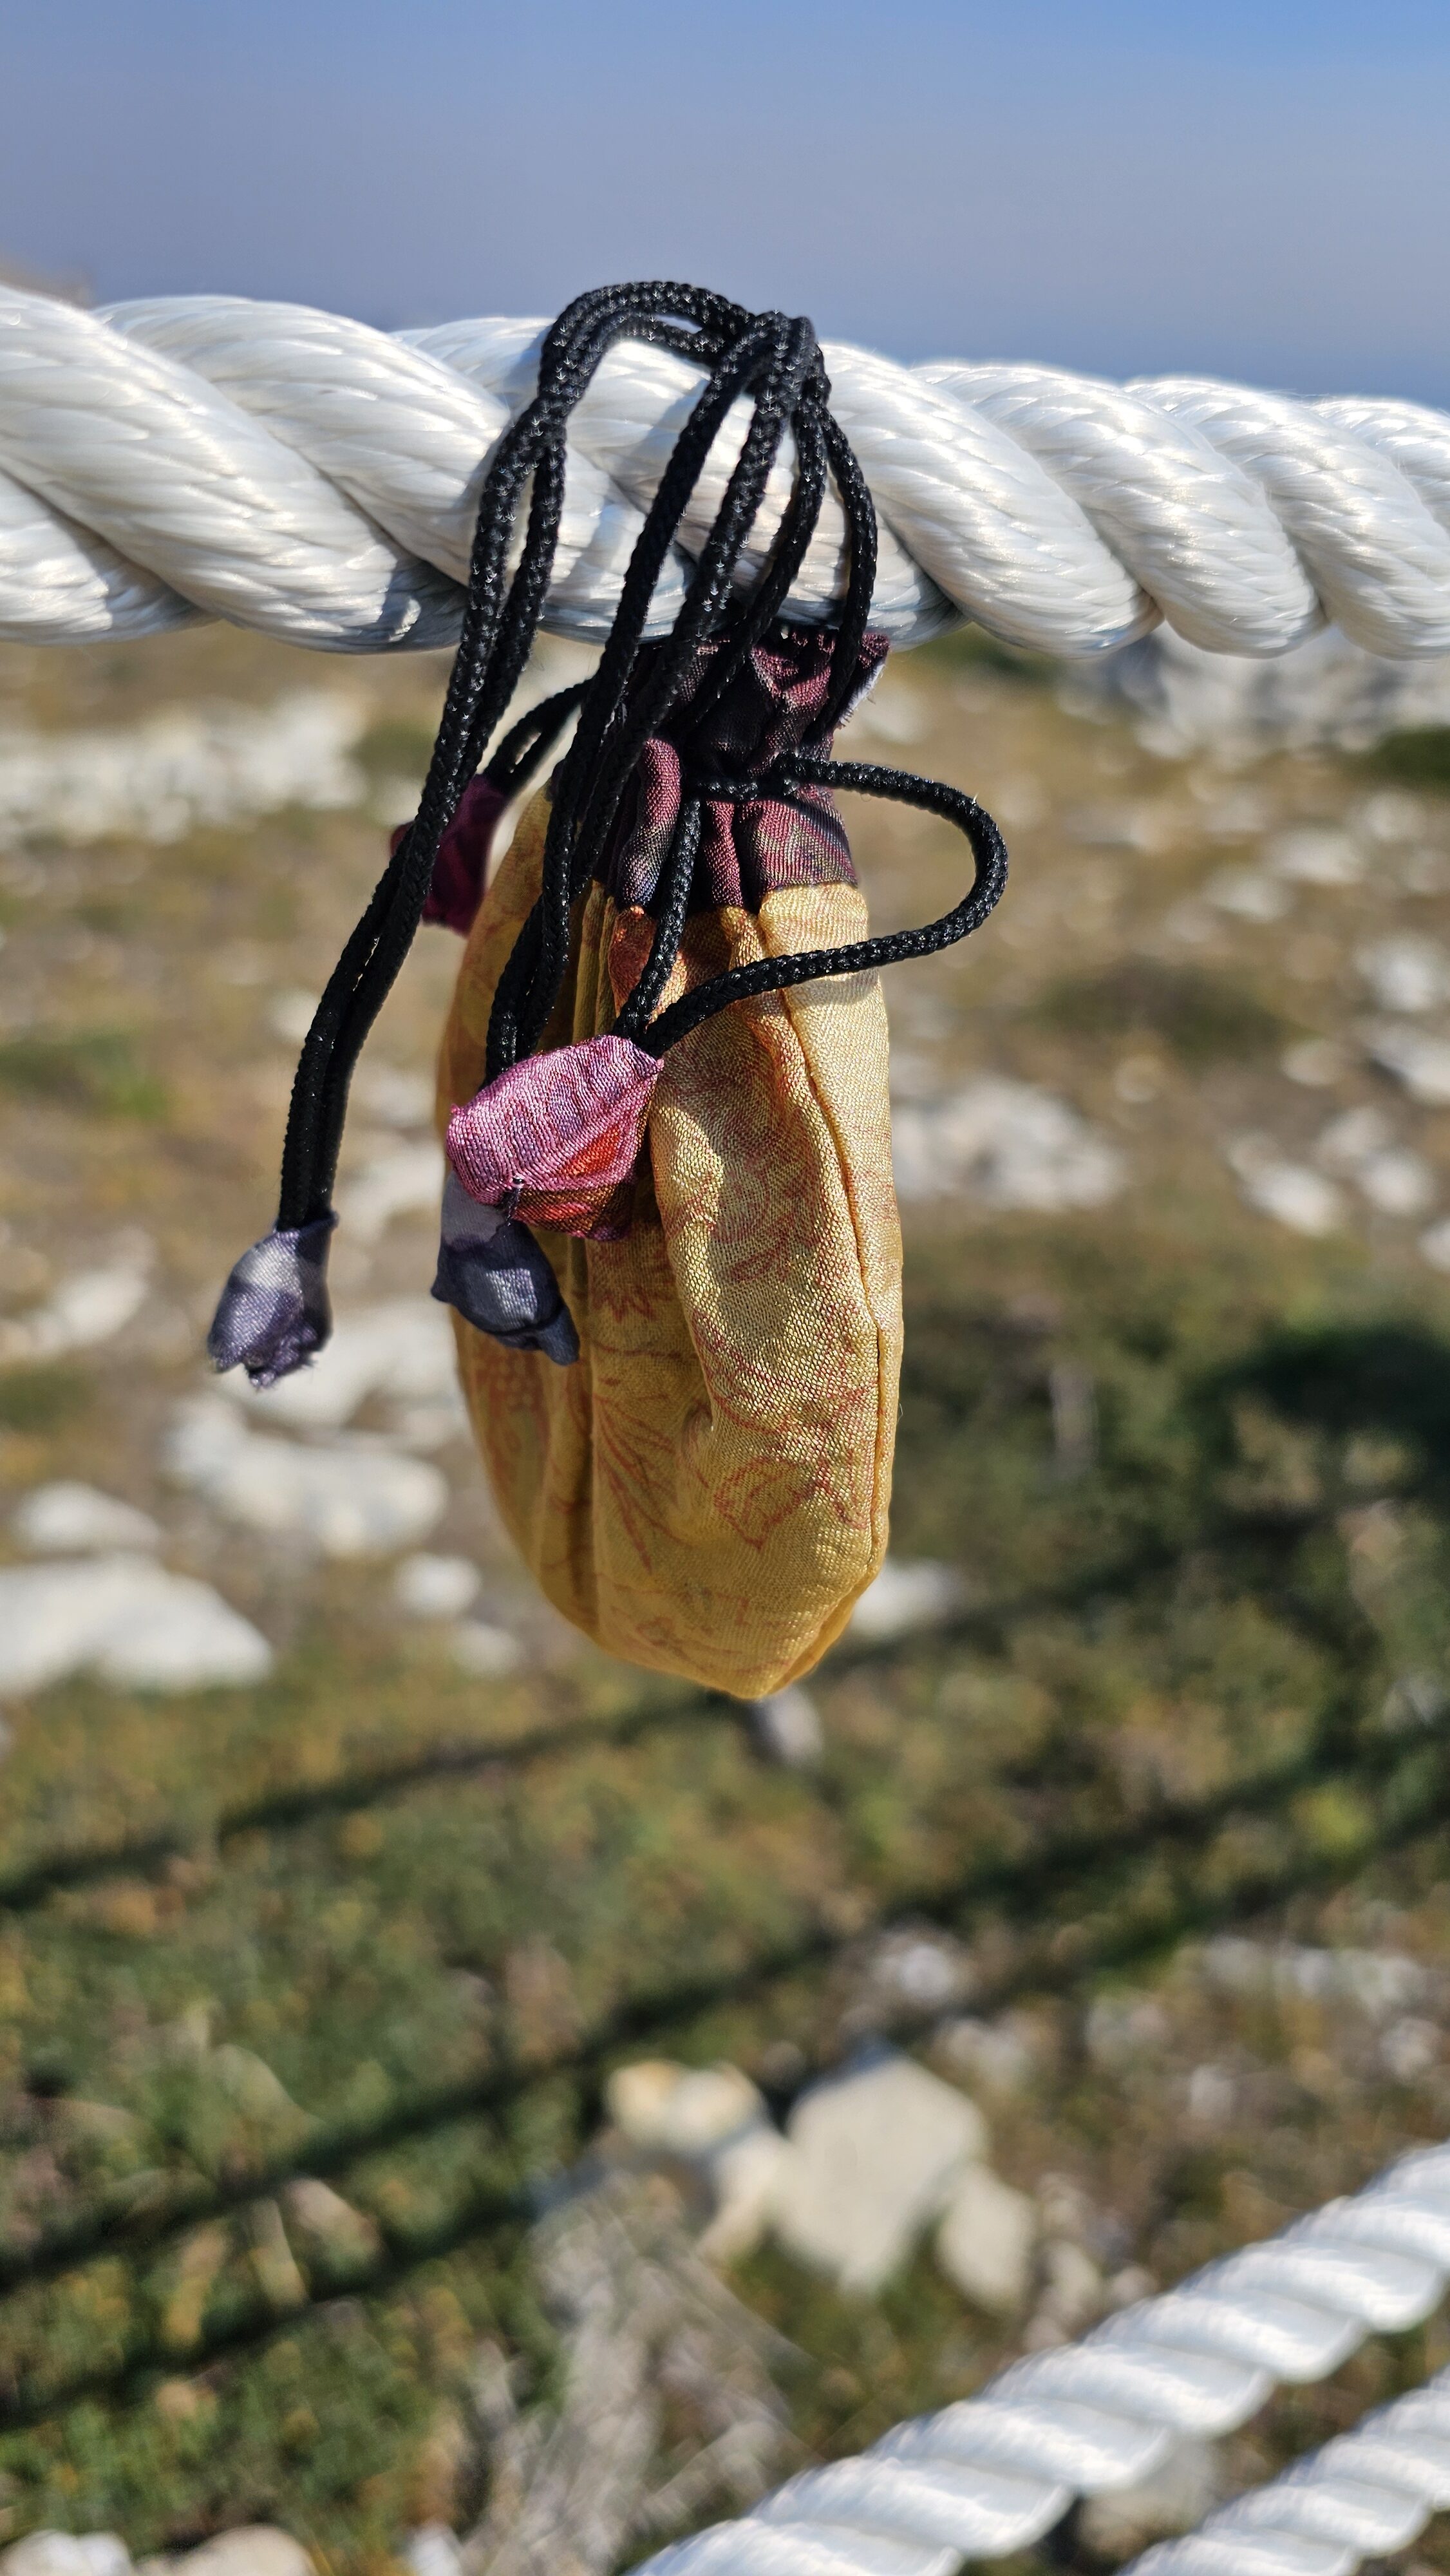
[
  {"left": 1357, "top": 724, "right": 1450, "bottom": 786},
  {"left": 0, "top": 1030, "right": 167, "bottom": 1120},
  {"left": 1028, "top": 960, "right": 1290, "bottom": 1065},
  {"left": 352, "top": 719, "right": 437, "bottom": 786},
  {"left": 4, "top": 1229, "right": 1450, "bottom": 2565},
  {"left": 0, "top": 1365, "right": 94, "bottom": 1435},
  {"left": 914, "top": 625, "right": 1060, "bottom": 685},
  {"left": 7, "top": 625, "right": 1450, "bottom": 2570}
]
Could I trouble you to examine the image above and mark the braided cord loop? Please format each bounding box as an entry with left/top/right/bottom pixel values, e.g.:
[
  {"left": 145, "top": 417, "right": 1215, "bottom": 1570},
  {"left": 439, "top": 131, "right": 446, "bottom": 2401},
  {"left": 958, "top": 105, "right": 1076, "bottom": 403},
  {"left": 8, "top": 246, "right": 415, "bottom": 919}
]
[
  {"left": 209, "top": 277, "right": 1009, "bottom": 1386},
  {"left": 633, "top": 757, "right": 1008, "bottom": 1059}
]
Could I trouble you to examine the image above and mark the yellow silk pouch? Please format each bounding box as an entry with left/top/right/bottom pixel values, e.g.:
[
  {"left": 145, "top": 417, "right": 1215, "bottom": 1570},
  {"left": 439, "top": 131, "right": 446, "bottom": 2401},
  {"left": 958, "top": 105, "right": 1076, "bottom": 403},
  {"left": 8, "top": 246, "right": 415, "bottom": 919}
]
[{"left": 439, "top": 766, "right": 902, "bottom": 1699}]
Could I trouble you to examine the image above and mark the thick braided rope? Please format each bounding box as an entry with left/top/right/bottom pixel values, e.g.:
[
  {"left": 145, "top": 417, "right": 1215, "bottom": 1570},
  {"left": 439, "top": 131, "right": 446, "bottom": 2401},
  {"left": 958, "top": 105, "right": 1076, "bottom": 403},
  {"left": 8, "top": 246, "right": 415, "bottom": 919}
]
[
  {"left": 629, "top": 2139, "right": 1450, "bottom": 2576},
  {"left": 1125, "top": 2360, "right": 1450, "bottom": 2576},
  {"left": 8, "top": 287, "right": 1450, "bottom": 658}
]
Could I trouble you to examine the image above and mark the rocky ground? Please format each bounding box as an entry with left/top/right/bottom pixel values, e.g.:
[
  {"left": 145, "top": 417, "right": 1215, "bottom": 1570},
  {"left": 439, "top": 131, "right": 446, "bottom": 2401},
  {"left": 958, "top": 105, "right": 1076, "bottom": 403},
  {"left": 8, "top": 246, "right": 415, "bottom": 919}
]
[{"left": 2, "top": 618, "right": 1450, "bottom": 2572}]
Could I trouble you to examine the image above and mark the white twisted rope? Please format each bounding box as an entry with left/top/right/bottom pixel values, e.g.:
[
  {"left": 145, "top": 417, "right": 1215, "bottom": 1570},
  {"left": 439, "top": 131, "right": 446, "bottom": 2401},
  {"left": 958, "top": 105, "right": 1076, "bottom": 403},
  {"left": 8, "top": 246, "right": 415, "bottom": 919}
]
[
  {"left": 1126, "top": 2362, "right": 1450, "bottom": 2576},
  {"left": 8, "top": 287, "right": 1450, "bottom": 660},
  {"left": 630, "top": 2139, "right": 1450, "bottom": 2576}
]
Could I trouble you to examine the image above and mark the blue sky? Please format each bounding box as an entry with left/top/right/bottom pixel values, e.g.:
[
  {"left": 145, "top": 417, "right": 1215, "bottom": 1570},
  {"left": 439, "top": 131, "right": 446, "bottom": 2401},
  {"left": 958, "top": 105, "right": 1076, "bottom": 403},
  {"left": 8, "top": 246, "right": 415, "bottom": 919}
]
[{"left": 5, "top": 3, "right": 1450, "bottom": 399}]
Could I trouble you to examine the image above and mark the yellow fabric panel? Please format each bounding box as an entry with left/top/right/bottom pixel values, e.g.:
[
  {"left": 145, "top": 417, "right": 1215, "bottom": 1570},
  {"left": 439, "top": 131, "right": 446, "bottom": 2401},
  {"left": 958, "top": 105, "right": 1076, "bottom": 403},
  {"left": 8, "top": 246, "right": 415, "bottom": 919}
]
[{"left": 437, "top": 786, "right": 903, "bottom": 1698}]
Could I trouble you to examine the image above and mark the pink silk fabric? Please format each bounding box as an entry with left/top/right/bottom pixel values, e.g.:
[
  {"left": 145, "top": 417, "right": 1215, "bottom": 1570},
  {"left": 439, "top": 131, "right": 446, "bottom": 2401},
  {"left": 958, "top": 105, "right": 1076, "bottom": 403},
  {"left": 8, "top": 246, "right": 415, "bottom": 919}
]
[{"left": 446, "top": 1032, "right": 661, "bottom": 1242}]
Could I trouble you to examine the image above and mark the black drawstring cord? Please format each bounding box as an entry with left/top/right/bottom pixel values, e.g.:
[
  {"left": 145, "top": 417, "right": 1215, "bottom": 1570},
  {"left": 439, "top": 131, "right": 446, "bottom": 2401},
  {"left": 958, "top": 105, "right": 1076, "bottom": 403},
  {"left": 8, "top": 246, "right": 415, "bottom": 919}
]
[
  {"left": 632, "top": 757, "right": 1008, "bottom": 1060},
  {"left": 276, "top": 281, "right": 780, "bottom": 1231},
  {"left": 484, "top": 681, "right": 591, "bottom": 800},
  {"left": 212, "top": 277, "right": 1010, "bottom": 1390},
  {"left": 612, "top": 799, "right": 707, "bottom": 1048},
  {"left": 485, "top": 306, "right": 833, "bottom": 1081}
]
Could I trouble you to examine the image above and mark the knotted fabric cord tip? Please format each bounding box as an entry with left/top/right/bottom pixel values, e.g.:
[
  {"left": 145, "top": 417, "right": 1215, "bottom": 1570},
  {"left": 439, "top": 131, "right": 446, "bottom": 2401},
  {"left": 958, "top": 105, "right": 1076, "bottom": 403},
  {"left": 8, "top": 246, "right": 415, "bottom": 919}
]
[{"left": 209, "top": 279, "right": 1008, "bottom": 1385}]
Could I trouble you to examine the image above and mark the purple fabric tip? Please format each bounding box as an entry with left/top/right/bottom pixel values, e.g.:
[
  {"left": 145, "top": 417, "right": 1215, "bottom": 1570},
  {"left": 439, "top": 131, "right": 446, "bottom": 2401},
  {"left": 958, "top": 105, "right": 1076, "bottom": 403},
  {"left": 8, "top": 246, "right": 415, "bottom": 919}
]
[
  {"left": 207, "top": 1214, "right": 337, "bottom": 1389},
  {"left": 431, "top": 1172, "right": 578, "bottom": 1365}
]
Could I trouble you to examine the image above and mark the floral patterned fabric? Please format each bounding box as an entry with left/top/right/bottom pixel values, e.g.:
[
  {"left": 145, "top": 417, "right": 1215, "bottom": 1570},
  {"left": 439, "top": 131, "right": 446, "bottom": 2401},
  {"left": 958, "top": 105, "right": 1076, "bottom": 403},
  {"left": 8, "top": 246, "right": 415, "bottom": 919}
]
[{"left": 437, "top": 785, "right": 903, "bottom": 1699}]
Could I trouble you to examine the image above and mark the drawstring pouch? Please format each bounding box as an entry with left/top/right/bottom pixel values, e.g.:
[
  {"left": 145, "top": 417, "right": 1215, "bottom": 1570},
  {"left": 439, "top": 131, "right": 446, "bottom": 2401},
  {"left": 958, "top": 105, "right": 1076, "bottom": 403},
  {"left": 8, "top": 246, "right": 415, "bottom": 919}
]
[{"left": 209, "top": 281, "right": 1007, "bottom": 1695}]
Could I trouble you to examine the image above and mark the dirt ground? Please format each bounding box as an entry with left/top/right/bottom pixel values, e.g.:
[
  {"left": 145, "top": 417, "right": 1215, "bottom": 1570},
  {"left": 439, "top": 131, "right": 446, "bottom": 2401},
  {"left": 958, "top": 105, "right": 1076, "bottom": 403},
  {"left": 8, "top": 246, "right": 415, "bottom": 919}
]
[{"left": 2, "top": 619, "right": 1450, "bottom": 2571}]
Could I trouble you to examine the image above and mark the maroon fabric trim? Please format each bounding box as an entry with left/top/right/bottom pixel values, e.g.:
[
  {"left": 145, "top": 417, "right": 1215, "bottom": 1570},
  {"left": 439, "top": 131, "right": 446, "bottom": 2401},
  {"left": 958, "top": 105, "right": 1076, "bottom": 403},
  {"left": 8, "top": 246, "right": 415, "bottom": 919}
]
[
  {"left": 392, "top": 772, "right": 510, "bottom": 939},
  {"left": 601, "top": 627, "right": 888, "bottom": 916}
]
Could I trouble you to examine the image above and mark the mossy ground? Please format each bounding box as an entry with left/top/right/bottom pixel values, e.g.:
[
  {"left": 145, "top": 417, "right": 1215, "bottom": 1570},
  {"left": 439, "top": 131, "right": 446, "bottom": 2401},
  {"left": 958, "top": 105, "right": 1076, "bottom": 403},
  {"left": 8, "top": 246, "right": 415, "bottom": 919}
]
[{"left": 2, "top": 629, "right": 1450, "bottom": 2569}]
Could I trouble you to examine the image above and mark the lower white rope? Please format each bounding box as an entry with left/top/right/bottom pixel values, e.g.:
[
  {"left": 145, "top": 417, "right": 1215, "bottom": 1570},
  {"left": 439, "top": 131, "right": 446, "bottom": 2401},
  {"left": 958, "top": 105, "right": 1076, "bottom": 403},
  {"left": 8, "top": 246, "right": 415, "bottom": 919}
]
[
  {"left": 630, "top": 2139, "right": 1450, "bottom": 2576},
  {"left": 8, "top": 287, "right": 1450, "bottom": 658},
  {"left": 1125, "top": 2363, "right": 1450, "bottom": 2576}
]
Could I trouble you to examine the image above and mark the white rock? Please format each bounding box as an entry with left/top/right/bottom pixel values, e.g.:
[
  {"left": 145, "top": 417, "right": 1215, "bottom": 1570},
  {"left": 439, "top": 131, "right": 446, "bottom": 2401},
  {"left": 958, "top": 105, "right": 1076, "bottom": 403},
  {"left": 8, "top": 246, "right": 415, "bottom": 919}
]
[
  {"left": 697, "top": 2125, "right": 791, "bottom": 2265},
  {"left": 1077, "top": 2437, "right": 1221, "bottom": 2557},
  {"left": 1035, "top": 2233, "right": 1104, "bottom": 2336},
  {"left": 214, "top": 1300, "right": 457, "bottom": 1434},
  {"left": 607, "top": 2061, "right": 766, "bottom": 2157},
  {"left": 1359, "top": 791, "right": 1426, "bottom": 844},
  {"left": 166, "top": 2533, "right": 315, "bottom": 2576},
  {"left": 1114, "top": 1054, "right": 1162, "bottom": 1104},
  {"left": 281, "top": 2177, "right": 382, "bottom": 2259},
  {"left": 267, "top": 990, "right": 319, "bottom": 1046},
  {"left": 0, "top": 1555, "right": 272, "bottom": 1697},
  {"left": 605, "top": 2060, "right": 788, "bottom": 2266},
  {"left": 166, "top": 1399, "right": 446, "bottom": 1557},
  {"left": 894, "top": 1079, "right": 1125, "bottom": 1213},
  {"left": 370, "top": 775, "right": 426, "bottom": 829},
  {"left": 0, "top": 693, "right": 362, "bottom": 846},
  {"left": 1381, "top": 2014, "right": 1440, "bottom": 2081},
  {"left": 449, "top": 1620, "right": 523, "bottom": 1679},
  {"left": 0, "top": 1251, "right": 152, "bottom": 1363},
  {"left": 771, "top": 2049, "right": 986, "bottom": 2294},
  {"left": 1098, "top": 621, "right": 1450, "bottom": 759},
  {"left": 866, "top": 1929, "right": 975, "bottom": 2012},
  {"left": 1062, "top": 801, "right": 1168, "bottom": 853},
  {"left": 989, "top": 776, "right": 1048, "bottom": 831},
  {"left": 1314, "top": 1105, "right": 1393, "bottom": 1171},
  {"left": 1368, "top": 1019, "right": 1450, "bottom": 1104},
  {"left": 1160, "top": 898, "right": 1217, "bottom": 947},
  {"left": 1359, "top": 1148, "right": 1436, "bottom": 1217},
  {"left": 1228, "top": 1142, "right": 1344, "bottom": 1236},
  {"left": 935, "top": 2015, "right": 1039, "bottom": 2096},
  {"left": 1203, "top": 866, "right": 1291, "bottom": 922},
  {"left": 93, "top": 1577, "right": 274, "bottom": 1692},
  {"left": 352, "top": 1063, "right": 434, "bottom": 1129},
  {"left": 1200, "top": 1934, "right": 1428, "bottom": 2019},
  {"left": 336, "top": 1140, "right": 445, "bottom": 1244},
  {"left": 12, "top": 1482, "right": 160, "bottom": 1553},
  {"left": 849, "top": 681, "right": 927, "bottom": 746},
  {"left": 1281, "top": 1037, "right": 1348, "bottom": 1088},
  {"left": 399, "top": 2531, "right": 464, "bottom": 2576},
  {"left": 1312, "top": 1112, "right": 1432, "bottom": 1215},
  {"left": 1195, "top": 785, "right": 1270, "bottom": 837},
  {"left": 935, "top": 2162, "right": 1037, "bottom": 2314},
  {"left": 1402, "top": 848, "right": 1450, "bottom": 893},
  {"left": 393, "top": 1553, "right": 481, "bottom": 1620},
  {"left": 386, "top": 1390, "right": 471, "bottom": 1453},
  {"left": 1, "top": 2540, "right": 131, "bottom": 2576},
  {"left": 1359, "top": 933, "right": 1450, "bottom": 1014},
  {"left": 746, "top": 1685, "right": 824, "bottom": 1767},
  {"left": 1382, "top": 1669, "right": 1449, "bottom": 1730},
  {"left": 849, "top": 1557, "right": 967, "bottom": 1643},
  {"left": 1268, "top": 824, "right": 1364, "bottom": 885}
]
